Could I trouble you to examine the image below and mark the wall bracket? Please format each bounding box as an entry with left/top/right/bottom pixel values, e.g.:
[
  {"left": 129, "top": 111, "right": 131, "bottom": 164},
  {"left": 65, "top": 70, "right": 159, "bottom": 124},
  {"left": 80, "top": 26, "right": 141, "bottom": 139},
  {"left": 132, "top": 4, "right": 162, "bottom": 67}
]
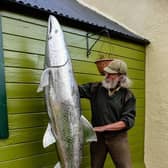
[{"left": 86, "top": 29, "right": 110, "bottom": 58}]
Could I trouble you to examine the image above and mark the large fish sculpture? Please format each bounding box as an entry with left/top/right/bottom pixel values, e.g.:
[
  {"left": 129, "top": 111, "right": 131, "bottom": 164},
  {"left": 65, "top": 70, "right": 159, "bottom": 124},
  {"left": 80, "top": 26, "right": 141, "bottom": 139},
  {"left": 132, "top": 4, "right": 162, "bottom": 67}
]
[{"left": 37, "top": 15, "right": 97, "bottom": 168}]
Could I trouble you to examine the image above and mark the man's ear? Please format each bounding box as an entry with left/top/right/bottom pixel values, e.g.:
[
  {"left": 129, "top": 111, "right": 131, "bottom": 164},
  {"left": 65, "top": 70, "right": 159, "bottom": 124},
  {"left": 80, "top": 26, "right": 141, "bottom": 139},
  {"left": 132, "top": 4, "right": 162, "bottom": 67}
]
[{"left": 119, "top": 75, "right": 126, "bottom": 82}]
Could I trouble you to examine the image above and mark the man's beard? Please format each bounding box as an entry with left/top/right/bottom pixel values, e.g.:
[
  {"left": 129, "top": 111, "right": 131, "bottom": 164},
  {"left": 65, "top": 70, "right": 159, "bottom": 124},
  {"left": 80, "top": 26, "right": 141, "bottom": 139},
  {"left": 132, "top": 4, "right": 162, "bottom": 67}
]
[{"left": 102, "top": 78, "right": 119, "bottom": 90}]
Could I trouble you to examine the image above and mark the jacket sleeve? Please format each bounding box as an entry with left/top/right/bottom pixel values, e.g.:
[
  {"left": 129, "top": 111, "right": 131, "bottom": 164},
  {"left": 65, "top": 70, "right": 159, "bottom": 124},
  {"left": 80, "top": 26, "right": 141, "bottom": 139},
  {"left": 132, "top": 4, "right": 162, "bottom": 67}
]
[
  {"left": 120, "top": 92, "right": 136, "bottom": 130},
  {"left": 78, "top": 83, "right": 92, "bottom": 99}
]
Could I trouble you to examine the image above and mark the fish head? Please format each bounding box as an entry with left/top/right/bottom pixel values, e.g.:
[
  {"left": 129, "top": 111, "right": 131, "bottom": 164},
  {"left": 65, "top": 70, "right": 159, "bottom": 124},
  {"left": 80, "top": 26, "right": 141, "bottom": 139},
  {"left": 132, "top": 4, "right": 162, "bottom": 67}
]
[
  {"left": 46, "top": 15, "right": 68, "bottom": 67},
  {"left": 47, "top": 15, "right": 63, "bottom": 40}
]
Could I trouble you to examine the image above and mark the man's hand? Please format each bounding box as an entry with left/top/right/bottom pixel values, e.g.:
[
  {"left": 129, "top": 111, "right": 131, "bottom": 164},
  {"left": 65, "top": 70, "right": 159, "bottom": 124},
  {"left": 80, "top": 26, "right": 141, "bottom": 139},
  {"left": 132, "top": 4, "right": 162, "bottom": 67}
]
[
  {"left": 93, "top": 126, "right": 106, "bottom": 132},
  {"left": 93, "top": 121, "right": 126, "bottom": 132}
]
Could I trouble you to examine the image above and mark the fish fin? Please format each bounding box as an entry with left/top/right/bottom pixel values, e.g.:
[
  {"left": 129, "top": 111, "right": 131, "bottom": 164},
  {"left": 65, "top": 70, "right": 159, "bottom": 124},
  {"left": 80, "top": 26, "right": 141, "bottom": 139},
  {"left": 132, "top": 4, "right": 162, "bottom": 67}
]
[
  {"left": 37, "top": 68, "right": 51, "bottom": 92},
  {"left": 54, "top": 162, "right": 61, "bottom": 168},
  {"left": 81, "top": 115, "right": 97, "bottom": 143},
  {"left": 43, "top": 123, "right": 56, "bottom": 148}
]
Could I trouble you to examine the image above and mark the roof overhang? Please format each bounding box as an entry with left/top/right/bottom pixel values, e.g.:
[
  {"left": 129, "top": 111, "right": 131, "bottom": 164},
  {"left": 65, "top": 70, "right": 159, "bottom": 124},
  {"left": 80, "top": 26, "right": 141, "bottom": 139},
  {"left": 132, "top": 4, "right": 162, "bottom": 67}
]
[{"left": 1, "top": 0, "right": 150, "bottom": 45}]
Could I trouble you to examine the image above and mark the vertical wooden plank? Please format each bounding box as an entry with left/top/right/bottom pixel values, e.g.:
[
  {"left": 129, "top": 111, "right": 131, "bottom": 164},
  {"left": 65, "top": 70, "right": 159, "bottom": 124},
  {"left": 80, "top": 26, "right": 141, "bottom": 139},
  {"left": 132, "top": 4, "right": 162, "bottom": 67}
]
[{"left": 0, "top": 16, "right": 9, "bottom": 139}]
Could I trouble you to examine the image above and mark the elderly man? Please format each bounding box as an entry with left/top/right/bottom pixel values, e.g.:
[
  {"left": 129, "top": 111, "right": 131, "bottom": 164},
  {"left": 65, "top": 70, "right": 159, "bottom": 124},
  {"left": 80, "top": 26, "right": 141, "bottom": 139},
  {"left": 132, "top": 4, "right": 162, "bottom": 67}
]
[{"left": 78, "top": 59, "right": 136, "bottom": 168}]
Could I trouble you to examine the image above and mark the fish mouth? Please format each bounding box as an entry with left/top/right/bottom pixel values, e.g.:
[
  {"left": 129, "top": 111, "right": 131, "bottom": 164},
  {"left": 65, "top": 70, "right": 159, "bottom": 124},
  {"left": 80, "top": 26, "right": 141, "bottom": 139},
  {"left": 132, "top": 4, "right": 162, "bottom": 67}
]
[{"left": 48, "top": 18, "right": 52, "bottom": 35}]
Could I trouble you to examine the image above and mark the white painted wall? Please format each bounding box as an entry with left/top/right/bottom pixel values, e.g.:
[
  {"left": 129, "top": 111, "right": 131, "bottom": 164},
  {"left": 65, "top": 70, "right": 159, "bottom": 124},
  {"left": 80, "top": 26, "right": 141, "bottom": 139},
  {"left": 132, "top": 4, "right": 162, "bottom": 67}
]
[{"left": 78, "top": 0, "right": 168, "bottom": 168}]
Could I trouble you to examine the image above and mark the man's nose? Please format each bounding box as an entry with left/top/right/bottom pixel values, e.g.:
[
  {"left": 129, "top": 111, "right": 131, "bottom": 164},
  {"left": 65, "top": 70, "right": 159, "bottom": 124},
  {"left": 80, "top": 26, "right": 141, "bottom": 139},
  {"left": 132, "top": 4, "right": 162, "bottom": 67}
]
[{"left": 106, "top": 75, "right": 114, "bottom": 80}]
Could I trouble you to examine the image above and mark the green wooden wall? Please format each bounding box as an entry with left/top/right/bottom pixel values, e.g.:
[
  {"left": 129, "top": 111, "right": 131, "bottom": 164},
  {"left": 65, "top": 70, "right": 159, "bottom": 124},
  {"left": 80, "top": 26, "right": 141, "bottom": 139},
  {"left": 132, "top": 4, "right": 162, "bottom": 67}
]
[{"left": 0, "top": 10, "right": 145, "bottom": 168}]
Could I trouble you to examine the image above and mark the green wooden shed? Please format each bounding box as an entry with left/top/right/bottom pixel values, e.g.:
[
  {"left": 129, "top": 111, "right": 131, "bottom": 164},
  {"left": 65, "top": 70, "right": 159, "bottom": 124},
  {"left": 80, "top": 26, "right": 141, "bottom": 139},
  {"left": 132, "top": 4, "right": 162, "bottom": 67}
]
[{"left": 0, "top": 0, "right": 149, "bottom": 167}]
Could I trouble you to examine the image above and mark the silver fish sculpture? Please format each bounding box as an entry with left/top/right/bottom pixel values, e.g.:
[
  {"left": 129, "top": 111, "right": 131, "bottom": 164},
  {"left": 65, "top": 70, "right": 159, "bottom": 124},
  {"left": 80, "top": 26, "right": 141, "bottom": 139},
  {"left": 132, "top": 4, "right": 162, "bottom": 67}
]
[{"left": 37, "top": 15, "right": 97, "bottom": 168}]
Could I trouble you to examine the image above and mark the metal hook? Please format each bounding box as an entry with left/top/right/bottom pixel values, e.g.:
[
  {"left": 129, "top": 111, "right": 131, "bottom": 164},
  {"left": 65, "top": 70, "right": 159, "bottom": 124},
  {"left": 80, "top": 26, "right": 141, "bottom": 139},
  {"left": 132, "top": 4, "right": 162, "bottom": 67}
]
[{"left": 86, "top": 29, "right": 110, "bottom": 58}]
